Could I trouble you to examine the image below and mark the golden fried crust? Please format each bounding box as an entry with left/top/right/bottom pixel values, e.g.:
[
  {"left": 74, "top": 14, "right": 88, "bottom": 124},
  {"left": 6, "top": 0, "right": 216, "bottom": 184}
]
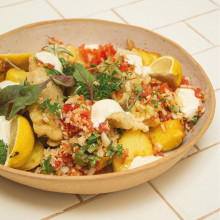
[{"left": 27, "top": 55, "right": 63, "bottom": 143}]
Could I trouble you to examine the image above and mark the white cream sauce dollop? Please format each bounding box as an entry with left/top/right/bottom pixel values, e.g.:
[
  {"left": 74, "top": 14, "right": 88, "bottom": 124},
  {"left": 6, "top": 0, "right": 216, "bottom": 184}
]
[
  {"left": 128, "top": 155, "right": 163, "bottom": 170},
  {"left": 175, "top": 88, "right": 200, "bottom": 120},
  {"left": 0, "top": 80, "right": 19, "bottom": 89},
  {"left": 35, "top": 51, "right": 63, "bottom": 73},
  {"left": 91, "top": 99, "right": 124, "bottom": 128},
  {"left": 0, "top": 116, "right": 11, "bottom": 144}
]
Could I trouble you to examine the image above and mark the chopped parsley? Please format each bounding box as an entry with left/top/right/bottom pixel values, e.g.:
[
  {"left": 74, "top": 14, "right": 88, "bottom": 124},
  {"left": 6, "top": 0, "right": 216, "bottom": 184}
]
[
  {"left": 0, "top": 139, "right": 8, "bottom": 165},
  {"left": 41, "top": 155, "right": 54, "bottom": 174},
  {"left": 151, "top": 99, "right": 159, "bottom": 108},
  {"left": 107, "top": 141, "right": 123, "bottom": 158},
  {"left": 38, "top": 98, "right": 62, "bottom": 118}
]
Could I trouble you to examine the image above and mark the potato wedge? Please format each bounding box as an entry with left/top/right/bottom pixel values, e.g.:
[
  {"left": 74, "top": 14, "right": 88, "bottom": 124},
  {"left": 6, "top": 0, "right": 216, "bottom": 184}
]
[
  {"left": 6, "top": 68, "right": 28, "bottom": 82},
  {"left": 97, "top": 156, "right": 110, "bottom": 171},
  {"left": 0, "top": 53, "right": 33, "bottom": 72},
  {"left": 20, "top": 141, "right": 44, "bottom": 170},
  {"left": 113, "top": 130, "right": 153, "bottom": 172},
  {"left": 136, "top": 49, "right": 161, "bottom": 66},
  {"left": 149, "top": 119, "right": 185, "bottom": 152}
]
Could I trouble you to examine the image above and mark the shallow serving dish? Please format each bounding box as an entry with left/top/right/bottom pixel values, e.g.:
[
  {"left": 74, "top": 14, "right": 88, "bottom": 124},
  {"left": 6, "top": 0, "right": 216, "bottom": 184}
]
[{"left": 0, "top": 19, "right": 215, "bottom": 194}]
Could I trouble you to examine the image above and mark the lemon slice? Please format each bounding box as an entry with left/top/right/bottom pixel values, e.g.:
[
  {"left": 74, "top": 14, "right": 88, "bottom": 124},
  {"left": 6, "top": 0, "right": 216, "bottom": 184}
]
[
  {"left": 5, "top": 115, "right": 35, "bottom": 168},
  {"left": 148, "top": 56, "right": 182, "bottom": 87},
  {"left": 6, "top": 68, "right": 28, "bottom": 83}
]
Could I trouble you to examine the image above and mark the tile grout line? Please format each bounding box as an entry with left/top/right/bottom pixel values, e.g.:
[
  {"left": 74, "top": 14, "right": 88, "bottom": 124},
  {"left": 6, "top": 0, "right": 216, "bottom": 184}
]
[
  {"left": 113, "top": 0, "right": 144, "bottom": 10},
  {"left": 75, "top": 194, "right": 83, "bottom": 202},
  {"left": 194, "top": 144, "right": 201, "bottom": 151},
  {"left": 152, "top": 8, "right": 219, "bottom": 31},
  {"left": 183, "top": 21, "right": 216, "bottom": 46},
  {"left": 181, "top": 142, "right": 220, "bottom": 160},
  {"left": 198, "top": 208, "right": 220, "bottom": 220},
  {"left": 215, "top": 88, "right": 220, "bottom": 92},
  {"left": 44, "top": 0, "right": 65, "bottom": 19},
  {"left": 41, "top": 194, "right": 106, "bottom": 220},
  {"left": 209, "top": 0, "right": 220, "bottom": 7},
  {"left": 191, "top": 45, "right": 218, "bottom": 55},
  {"left": 148, "top": 182, "right": 184, "bottom": 220},
  {"left": 0, "top": 0, "right": 33, "bottom": 8},
  {"left": 111, "top": 8, "right": 129, "bottom": 24}
]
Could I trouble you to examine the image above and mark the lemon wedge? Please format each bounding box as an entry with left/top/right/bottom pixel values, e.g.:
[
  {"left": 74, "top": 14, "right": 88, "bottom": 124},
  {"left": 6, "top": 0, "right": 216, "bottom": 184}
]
[
  {"left": 5, "top": 115, "right": 35, "bottom": 168},
  {"left": 6, "top": 68, "right": 28, "bottom": 83},
  {"left": 136, "top": 49, "right": 160, "bottom": 66},
  {"left": 148, "top": 56, "right": 182, "bottom": 87}
]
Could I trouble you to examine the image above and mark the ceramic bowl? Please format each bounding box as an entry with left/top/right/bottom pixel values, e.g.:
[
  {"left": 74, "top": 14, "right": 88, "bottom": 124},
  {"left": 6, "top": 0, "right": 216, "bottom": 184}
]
[{"left": 0, "top": 19, "right": 215, "bottom": 194}]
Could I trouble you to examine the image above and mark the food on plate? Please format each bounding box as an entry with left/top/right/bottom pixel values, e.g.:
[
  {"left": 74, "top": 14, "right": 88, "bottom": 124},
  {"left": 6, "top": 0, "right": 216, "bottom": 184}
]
[{"left": 0, "top": 37, "right": 205, "bottom": 175}]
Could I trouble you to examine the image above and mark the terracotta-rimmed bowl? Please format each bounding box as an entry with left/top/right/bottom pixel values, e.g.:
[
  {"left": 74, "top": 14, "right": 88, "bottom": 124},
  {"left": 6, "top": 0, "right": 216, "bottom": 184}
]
[{"left": 0, "top": 19, "right": 215, "bottom": 194}]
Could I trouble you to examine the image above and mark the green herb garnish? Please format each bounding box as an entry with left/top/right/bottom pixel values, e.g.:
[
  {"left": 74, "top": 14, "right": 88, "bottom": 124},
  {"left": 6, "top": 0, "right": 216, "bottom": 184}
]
[
  {"left": 0, "top": 139, "right": 8, "bottom": 165},
  {"left": 41, "top": 155, "right": 54, "bottom": 174},
  {"left": 0, "top": 78, "right": 52, "bottom": 120},
  {"left": 190, "top": 115, "right": 198, "bottom": 125},
  {"left": 38, "top": 98, "right": 62, "bottom": 118},
  {"left": 151, "top": 99, "right": 159, "bottom": 108}
]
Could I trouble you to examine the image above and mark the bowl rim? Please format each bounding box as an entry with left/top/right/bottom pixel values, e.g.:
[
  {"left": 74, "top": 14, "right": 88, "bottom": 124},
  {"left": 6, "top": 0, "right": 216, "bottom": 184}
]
[{"left": 0, "top": 18, "right": 216, "bottom": 182}]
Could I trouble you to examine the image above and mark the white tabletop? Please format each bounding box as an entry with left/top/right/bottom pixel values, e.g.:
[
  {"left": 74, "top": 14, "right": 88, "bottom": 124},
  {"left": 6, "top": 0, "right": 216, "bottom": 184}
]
[{"left": 0, "top": 0, "right": 219, "bottom": 219}]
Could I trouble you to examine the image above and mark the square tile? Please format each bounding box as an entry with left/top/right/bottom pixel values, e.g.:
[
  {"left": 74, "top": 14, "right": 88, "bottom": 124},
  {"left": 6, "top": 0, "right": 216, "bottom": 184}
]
[
  {"left": 155, "top": 22, "right": 212, "bottom": 54},
  {"left": 0, "top": 176, "right": 80, "bottom": 220},
  {"left": 53, "top": 183, "right": 179, "bottom": 220},
  {"left": 193, "top": 47, "right": 220, "bottom": 90},
  {"left": 196, "top": 91, "right": 220, "bottom": 149},
  {"left": 115, "top": 0, "right": 217, "bottom": 29},
  {"left": 186, "top": 10, "right": 220, "bottom": 46},
  {"left": 151, "top": 144, "right": 220, "bottom": 219},
  {"left": 86, "top": 10, "right": 125, "bottom": 23},
  {"left": 48, "top": 0, "right": 137, "bottom": 18},
  {"left": 0, "top": 0, "right": 28, "bottom": 7},
  {"left": 0, "top": 0, "right": 62, "bottom": 35},
  {"left": 211, "top": 0, "right": 220, "bottom": 6}
]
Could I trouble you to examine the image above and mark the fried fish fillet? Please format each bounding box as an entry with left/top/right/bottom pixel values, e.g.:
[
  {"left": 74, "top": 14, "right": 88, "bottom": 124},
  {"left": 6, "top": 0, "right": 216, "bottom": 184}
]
[{"left": 27, "top": 55, "right": 63, "bottom": 143}]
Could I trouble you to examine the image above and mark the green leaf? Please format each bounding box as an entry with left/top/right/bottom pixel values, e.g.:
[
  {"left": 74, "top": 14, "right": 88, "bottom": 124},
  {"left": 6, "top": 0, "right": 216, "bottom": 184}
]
[
  {"left": 0, "top": 139, "right": 8, "bottom": 165},
  {"left": 41, "top": 155, "right": 54, "bottom": 174},
  {"left": 87, "top": 133, "right": 100, "bottom": 145},
  {"left": 0, "top": 78, "right": 52, "bottom": 120},
  {"left": 73, "top": 63, "right": 96, "bottom": 84},
  {"left": 89, "top": 156, "right": 100, "bottom": 167}
]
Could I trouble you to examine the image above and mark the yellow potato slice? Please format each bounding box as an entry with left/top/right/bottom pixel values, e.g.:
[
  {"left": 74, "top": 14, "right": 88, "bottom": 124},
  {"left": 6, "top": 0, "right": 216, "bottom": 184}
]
[
  {"left": 6, "top": 68, "right": 28, "bottom": 82},
  {"left": 149, "top": 119, "right": 185, "bottom": 152},
  {"left": 113, "top": 130, "right": 153, "bottom": 172},
  {"left": 0, "top": 53, "right": 33, "bottom": 72},
  {"left": 20, "top": 141, "right": 44, "bottom": 170},
  {"left": 136, "top": 49, "right": 161, "bottom": 66},
  {"left": 97, "top": 156, "right": 110, "bottom": 171},
  {"left": 66, "top": 45, "right": 80, "bottom": 63}
]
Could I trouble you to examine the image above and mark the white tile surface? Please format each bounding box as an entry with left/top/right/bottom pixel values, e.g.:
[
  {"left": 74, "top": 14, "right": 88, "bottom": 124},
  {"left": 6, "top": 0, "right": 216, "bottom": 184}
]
[
  {"left": 151, "top": 144, "right": 220, "bottom": 220},
  {"left": 0, "top": 0, "right": 29, "bottom": 7},
  {"left": 0, "top": 176, "right": 79, "bottom": 220},
  {"left": 0, "top": 0, "right": 62, "bottom": 35},
  {"left": 186, "top": 10, "right": 220, "bottom": 46},
  {"left": 86, "top": 10, "right": 125, "bottom": 23},
  {"left": 48, "top": 0, "right": 137, "bottom": 18},
  {"left": 53, "top": 183, "right": 179, "bottom": 220},
  {"left": 193, "top": 47, "right": 220, "bottom": 90},
  {"left": 155, "top": 22, "right": 212, "bottom": 54},
  {"left": 115, "top": 0, "right": 218, "bottom": 29},
  {"left": 196, "top": 91, "right": 220, "bottom": 149},
  {"left": 204, "top": 211, "right": 220, "bottom": 220}
]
